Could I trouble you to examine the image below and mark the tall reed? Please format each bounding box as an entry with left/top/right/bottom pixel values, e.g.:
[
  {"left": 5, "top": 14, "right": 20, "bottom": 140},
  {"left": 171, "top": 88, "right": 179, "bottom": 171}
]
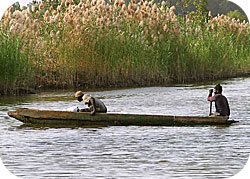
[
  {"left": 0, "top": 29, "right": 31, "bottom": 95},
  {"left": 0, "top": 0, "right": 249, "bottom": 95}
]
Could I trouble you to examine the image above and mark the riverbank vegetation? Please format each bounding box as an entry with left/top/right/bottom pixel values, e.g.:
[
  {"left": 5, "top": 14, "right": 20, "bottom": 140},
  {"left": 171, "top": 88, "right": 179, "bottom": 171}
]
[{"left": 0, "top": 0, "right": 249, "bottom": 95}]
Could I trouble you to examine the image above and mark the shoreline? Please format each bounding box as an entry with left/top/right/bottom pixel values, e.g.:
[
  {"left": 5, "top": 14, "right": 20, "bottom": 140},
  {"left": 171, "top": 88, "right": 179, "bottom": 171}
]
[
  {"left": 1, "top": 0, "right": 249, "bottom": 96},
  {"left": 2, "top": 73, "right": 250, "bottom": 97}
]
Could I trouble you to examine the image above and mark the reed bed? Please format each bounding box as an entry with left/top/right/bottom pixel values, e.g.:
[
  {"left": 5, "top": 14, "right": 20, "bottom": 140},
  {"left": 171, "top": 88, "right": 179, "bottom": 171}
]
[
  {"left": 0, "top": 0, "right": 249, "bottom": 95},
  {"left": 0, "top": 29, "right": 31, "bottom": 95}
]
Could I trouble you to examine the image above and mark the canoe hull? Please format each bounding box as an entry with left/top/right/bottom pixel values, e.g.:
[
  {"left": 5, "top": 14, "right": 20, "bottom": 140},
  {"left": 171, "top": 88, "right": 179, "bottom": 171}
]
[{"left": 8, "top": 108, "right": 237, "bottom": 127}]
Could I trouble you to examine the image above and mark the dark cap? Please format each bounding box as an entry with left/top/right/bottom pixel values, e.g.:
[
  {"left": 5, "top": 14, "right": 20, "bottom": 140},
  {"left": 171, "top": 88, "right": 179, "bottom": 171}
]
[{"left": 214, "top": 84, "right": 222, "bottom": 93}]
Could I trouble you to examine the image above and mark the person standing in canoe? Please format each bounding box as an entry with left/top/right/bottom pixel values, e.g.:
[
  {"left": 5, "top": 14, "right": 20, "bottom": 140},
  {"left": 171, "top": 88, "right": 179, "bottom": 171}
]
[
  {"left": 75, "top": 91, "right": 107, "bottom": 115},
  {"left": 207, "top": 84, "right": 230, "bottom": 116}
]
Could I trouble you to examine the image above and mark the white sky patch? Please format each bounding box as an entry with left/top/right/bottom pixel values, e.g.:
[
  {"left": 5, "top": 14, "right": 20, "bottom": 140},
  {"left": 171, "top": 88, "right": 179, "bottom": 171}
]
[
  {"left": 18, "top": 0, "right": 35, "bottom": 6},
  {"left": 19, "top": 0, "right": 42, "bottom": 6}
]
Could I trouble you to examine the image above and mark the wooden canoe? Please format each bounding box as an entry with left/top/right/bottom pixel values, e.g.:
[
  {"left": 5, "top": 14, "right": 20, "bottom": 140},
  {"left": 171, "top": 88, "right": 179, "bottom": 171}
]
[{"left": 7, "top": 108, "right": 238, "bottom": 127}]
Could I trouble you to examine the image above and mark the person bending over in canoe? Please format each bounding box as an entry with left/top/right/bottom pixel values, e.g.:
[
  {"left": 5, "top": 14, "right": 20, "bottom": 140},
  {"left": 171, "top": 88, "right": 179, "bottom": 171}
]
[
  {"left": 207, "top": 84, "right": 230, "bottom": 116},
  {"left": 75, "top": 91, "right": 107, "bottom": 115}
]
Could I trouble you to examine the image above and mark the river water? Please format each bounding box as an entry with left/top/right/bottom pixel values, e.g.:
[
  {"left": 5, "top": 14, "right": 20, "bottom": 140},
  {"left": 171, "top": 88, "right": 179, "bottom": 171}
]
[{"left": 0, "top": 77, "right": 250, "bottom": 179}]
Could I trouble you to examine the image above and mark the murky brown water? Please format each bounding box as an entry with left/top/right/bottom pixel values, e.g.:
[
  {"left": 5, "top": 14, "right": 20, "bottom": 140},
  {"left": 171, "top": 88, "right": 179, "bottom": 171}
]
[{"left": 0, "top": 78, "right": 250, "bottom": 178}]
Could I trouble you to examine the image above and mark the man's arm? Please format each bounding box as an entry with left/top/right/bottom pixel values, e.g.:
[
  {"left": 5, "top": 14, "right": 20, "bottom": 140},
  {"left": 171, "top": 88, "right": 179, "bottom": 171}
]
[
  {"left": 207, "top": 89, "right": 216, "bottom": 101},
  {"left": 89, "top": 97, "right": 96, "bottom": 115}
]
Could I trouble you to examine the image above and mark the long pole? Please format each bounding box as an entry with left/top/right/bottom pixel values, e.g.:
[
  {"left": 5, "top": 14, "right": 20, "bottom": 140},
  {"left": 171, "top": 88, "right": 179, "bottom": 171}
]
[{"left": 209, "top": 101, "right": 212, "bottom": 116}]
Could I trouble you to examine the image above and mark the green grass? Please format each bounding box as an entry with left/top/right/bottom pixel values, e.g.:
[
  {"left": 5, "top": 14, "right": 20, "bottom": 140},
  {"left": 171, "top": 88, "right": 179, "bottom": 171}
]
[{"left": 0, "top": 30, "right": 32, "bottom": 95}]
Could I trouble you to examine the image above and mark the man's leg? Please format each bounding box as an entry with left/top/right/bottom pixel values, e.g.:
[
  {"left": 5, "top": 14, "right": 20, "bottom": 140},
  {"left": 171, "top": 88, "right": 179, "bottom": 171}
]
[{"left": 80, "top": 108, "right": 91, "bottom": 112}]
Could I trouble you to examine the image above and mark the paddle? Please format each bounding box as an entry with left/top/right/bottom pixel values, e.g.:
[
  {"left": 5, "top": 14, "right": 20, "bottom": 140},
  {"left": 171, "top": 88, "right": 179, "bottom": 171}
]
[
  {"left": 209, "top": 101, "right": 212, "bottom": 116},
  {"left": 208, "top": 89, "right": 213, "bottom": 116}
]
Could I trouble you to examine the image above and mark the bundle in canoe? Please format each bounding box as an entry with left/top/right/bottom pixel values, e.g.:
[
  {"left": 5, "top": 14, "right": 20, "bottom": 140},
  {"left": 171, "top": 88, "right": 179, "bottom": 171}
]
[{"left": 8, "top": 108, "right": 238, "bottom": 127}]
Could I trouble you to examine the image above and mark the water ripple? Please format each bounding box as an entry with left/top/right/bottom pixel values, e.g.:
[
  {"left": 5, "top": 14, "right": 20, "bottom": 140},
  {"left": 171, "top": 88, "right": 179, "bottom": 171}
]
[{"left": 1, "top": 78, "right": 250, "bottom": 178}]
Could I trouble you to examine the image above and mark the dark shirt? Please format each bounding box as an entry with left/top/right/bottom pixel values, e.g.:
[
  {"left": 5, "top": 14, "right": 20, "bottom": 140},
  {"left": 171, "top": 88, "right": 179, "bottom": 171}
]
[{"left": 208, "top": 94, "right": 230, "bottom": 116}]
